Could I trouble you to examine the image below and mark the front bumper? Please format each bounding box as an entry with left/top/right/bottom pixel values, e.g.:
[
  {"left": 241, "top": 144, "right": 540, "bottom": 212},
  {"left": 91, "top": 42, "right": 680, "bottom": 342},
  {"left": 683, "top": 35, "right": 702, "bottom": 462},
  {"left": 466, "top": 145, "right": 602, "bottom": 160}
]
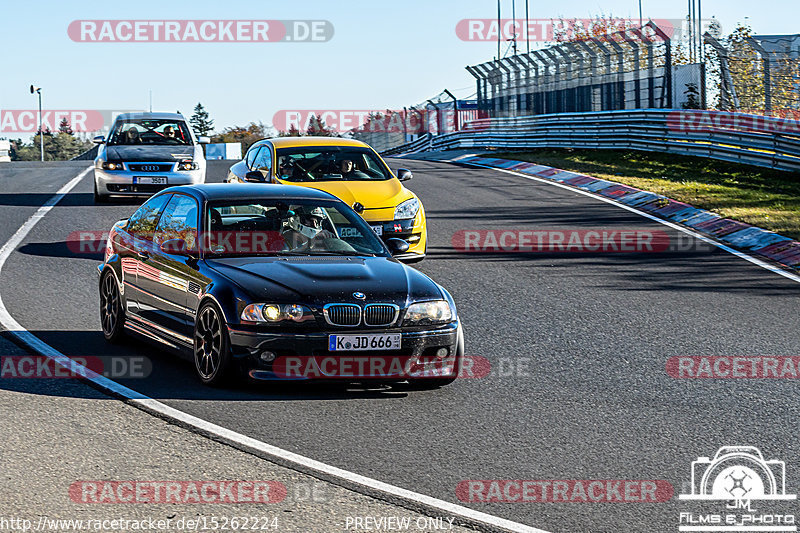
[
  {"left": 228, "top": 321, "right": 459, "bottom": 381},
  {"left": 95, "top": 166, "right": 205, "bottom": 197},
  {"left": 366, "top": 217, "right": 427, "bottom": 258}
]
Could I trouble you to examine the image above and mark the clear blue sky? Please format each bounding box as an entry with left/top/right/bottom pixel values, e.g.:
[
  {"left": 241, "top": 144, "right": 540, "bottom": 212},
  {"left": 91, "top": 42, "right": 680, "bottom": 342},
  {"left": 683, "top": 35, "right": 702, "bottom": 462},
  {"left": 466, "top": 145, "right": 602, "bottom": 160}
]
[{"left": 0, "top": 0, "right": 795, "bottom": 134}]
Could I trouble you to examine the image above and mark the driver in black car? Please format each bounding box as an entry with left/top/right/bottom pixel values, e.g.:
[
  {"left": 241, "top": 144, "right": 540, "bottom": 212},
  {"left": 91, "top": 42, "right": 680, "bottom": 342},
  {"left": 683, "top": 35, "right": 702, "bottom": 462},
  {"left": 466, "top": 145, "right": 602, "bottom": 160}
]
[{"left": 281, "top": 206, "right": 339, "bottom": 250}]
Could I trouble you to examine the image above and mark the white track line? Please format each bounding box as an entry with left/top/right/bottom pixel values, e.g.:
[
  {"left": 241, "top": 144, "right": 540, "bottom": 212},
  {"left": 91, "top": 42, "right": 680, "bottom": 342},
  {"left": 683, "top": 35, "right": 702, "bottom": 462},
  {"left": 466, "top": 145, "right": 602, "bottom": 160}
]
[
  {"left": 0, "top": 166, "right": 548, "bottom": 533},
  {"left": 459, "top": 159, "right": 800, "bottom": 284}
]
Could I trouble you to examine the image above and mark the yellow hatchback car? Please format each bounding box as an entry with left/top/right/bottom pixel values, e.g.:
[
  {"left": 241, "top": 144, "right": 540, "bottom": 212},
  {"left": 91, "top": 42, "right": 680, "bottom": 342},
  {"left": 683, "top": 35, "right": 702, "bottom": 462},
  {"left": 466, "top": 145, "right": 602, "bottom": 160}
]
[{"left": 226, "top": 137, "right": 427, "bottom": 262}]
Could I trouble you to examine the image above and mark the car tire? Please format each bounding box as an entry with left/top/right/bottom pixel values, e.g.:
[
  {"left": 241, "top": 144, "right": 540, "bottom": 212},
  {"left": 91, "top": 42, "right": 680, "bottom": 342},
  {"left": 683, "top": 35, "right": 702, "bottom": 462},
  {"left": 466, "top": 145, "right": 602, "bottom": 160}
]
[
  {"left": 194, "top": 301, "right": 235, "bottom": 386},
  {"left": 99, "top": 271, "right": 126, "bottom": 343},
  {"left": 405, "top": 324, "right": 463, "bottom": 390}
]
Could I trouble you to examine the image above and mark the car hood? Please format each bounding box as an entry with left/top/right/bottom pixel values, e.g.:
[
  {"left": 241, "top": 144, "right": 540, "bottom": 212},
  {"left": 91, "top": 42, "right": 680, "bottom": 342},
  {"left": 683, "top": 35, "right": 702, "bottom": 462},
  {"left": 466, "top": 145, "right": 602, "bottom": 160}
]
[
  {"left": 106, "top": 145, "right": 194, "bottom": 162},
  {"left": 276, "top": 178, "right": 413, "bottom": 209},
  {"left": 205, "top": 255, "right": 442, "bottom": 305}
]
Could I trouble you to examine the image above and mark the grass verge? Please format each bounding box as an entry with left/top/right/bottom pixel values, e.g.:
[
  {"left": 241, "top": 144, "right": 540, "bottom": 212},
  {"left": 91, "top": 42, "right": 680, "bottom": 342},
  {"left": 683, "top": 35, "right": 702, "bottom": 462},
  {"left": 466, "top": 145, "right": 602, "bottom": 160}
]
[{"left": 490, "top": 148, "right": 800, "bottom": 239}]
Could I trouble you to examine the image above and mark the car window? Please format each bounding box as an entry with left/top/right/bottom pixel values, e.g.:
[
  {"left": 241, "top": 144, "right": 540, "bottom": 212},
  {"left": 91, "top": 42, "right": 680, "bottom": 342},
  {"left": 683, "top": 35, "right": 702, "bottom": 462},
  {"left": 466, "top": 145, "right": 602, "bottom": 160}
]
[
  {"left": 253, "top": 145, "right": 272, "bottom": 174},
  {"left": 155, "top": 195, "right": 199, "bottom": 252},
  {"left": 127, "top": 195, "right": 171, "bottom": 239},
  {"left": 245, "top": 146, "right": 262, "bottom": 169},
  {"left": 275, "top": 147, "right": 392, "bottom": 182},
  {"left": 206, "top": 199, "right": 387, "bottom": 257},
  {"left": 107, "top": 119, "right": 192, "bottom": 146},
  {"left": 363, "top": 153, "right": 386, "bottom": 176}
]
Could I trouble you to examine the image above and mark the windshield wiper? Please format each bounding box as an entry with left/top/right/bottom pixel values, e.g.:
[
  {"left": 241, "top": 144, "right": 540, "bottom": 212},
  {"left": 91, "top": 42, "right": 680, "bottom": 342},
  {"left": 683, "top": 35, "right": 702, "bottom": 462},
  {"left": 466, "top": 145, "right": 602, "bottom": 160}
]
[
  {"left": 208, "top": 250, "right": 307, "bottom": 258},
  {"left": 303, "top": 251, "right": 378, "bottom": 257}
]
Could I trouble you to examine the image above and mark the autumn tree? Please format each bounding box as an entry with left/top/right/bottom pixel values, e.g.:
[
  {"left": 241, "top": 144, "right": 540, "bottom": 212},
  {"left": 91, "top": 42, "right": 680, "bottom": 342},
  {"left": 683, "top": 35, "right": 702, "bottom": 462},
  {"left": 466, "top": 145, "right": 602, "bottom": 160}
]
[{"left": 211, "top": 122, "right": 269, "bottom": 154}]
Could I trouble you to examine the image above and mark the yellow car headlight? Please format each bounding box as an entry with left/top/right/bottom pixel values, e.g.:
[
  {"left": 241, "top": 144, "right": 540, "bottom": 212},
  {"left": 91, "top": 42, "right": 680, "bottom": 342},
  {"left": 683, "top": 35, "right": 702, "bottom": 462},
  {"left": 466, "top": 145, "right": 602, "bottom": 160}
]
[{"left": 394, "top": 198, "right": 419, "bottom": 220}]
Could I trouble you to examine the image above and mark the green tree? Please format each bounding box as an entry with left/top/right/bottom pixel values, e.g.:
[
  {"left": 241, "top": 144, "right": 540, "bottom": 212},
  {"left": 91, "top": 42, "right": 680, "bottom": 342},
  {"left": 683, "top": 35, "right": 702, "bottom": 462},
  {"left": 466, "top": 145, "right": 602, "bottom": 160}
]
[
  {"left": 12, "top": 130, "right": 91, "bottom": 161},
  {"left": 189, "top": 102, "right": 215, "bottom": 136},
  {"left": 9, "top": 139, "right": 23, "bottom": 160},
  {"left": 211, "top": 122, "right": 268, "bottom": 154},
  {"left": 682, "top": 83, "right": 702, "bottom": 109},
  {"left": 714, "top": 22, "right": 800, "bottom": 113},
  {"left": 306, "top": 114, "right": 337, "bottom": 136},
  {"left": 277, "top": 125, "right": 302, "bottom": 137},
  {"left": 58, "top": 117, "right": 74, "bottom": 135}
]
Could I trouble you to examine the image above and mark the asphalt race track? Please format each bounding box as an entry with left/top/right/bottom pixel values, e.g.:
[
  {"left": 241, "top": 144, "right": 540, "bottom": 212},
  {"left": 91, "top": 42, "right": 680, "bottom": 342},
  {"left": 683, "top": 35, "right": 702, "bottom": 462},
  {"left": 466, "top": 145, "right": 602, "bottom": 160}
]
[{"left": 2, "top": 159, "right": 800, "bottom": 532}]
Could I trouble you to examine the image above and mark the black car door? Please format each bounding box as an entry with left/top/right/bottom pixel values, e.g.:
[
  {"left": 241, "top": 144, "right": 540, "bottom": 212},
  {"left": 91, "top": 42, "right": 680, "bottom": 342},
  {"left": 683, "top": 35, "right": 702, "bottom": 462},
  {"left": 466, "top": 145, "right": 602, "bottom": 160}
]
[
  {"left": 123, "top": 194, "right": 171, "bottom": 316},
  {"left": 138, "top": 193, "right": 200, "bottom": 339}
]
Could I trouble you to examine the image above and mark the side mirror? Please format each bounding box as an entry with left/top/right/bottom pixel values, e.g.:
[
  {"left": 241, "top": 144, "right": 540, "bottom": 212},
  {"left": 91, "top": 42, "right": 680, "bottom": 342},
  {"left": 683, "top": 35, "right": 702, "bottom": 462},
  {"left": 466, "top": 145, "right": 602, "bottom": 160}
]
[
  {"left": 244, "top": 170, "right": 267, "bottom": 183},
  {"left": 353, "top": 202, "right": 365, "bottom": 214},
  {"left": 92, "top": 135, "right": 105, "bottom": 144},
  {"left": 160, "top": 238, "right": 193, "bottom": 256},
  {"left": 397, "top": 168, "right": 413, "bottom": 181},
  {"left": 198, "top": 136, "right": 211, "bottom": 144},
  {"left": 386, "top": 238, "right": 410, "bottom": 256}
]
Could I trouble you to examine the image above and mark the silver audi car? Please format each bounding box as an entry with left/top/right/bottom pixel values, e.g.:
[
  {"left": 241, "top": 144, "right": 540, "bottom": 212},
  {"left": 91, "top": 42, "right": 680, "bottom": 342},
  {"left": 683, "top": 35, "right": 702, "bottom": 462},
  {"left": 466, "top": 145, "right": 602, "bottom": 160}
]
[{"left": 93, "top": 112, "right": 208, "bottom": 203}]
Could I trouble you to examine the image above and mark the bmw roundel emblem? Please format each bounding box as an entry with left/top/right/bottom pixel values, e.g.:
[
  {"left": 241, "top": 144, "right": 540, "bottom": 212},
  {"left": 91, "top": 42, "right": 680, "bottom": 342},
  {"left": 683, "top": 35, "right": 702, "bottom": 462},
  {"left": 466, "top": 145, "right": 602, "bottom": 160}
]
[{"left": 353, "top": 292, "right": 366, "bottom": 300}]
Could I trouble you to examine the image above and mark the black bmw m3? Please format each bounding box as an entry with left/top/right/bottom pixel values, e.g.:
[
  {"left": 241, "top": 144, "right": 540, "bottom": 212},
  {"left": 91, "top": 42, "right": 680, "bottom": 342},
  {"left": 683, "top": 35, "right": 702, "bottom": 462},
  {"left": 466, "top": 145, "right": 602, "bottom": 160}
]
[{"left": 98, "top": 184, "right": 462, "bottom": 387}]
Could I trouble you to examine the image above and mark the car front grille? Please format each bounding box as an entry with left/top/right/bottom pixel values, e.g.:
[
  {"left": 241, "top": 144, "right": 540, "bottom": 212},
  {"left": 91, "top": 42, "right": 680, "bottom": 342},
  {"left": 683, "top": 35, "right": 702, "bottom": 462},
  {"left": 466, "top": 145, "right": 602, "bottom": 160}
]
[
  {"left": 323, "top": 303, "right": 400, "bottom": 327},
  {"left": 128, "top": 163, "right": 174, "bottom": 172},
  {"left": 364, "top": 304, "right": 399, "bottom": 326},
  {"left": 324, "top": 304, "right": 361, "bottom": 326}
]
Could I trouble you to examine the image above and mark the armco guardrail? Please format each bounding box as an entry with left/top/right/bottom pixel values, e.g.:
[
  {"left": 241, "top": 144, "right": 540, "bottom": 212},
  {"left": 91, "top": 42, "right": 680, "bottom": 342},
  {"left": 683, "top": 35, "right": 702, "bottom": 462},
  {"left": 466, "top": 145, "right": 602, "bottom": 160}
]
[
  {"left": 383, "top": 110, "right": 800, "bottom": 172},
  {"left": 71, "top": 143, "right": 100, "bottom": 161},
  {"left": 382, "top": 133, "right": 432, "bottom": 157}
]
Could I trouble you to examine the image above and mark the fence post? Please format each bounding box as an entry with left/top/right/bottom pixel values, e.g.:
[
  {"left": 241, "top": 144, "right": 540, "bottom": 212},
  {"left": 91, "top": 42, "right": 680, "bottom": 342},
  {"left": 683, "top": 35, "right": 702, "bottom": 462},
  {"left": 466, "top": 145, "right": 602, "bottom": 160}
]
[
  {"left": 646, "top": 22, "right": 672, "bottom": 109},
  {"left": 604, "top": 38, "right": 626, "bottom": 109},
  {"left": 704, "top": 33, "right": 739, "bottom": 110},
  {"left": 747, "top": 37, "right": 772, "bottom": 113},
  {"left": 524, "top": 53, "right": 541, "bottom": 113}
]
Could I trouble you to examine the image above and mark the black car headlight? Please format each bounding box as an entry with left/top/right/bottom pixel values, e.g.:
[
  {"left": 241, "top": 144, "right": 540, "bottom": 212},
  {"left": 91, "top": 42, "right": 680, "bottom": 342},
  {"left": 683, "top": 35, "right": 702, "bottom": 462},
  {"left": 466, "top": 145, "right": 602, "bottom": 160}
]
[
  {"left": 402, "top": 300, "right": 452, "bottom": 326},
  {"left": 102, "top": 162, "right": 125, "bottom": 171},
  {"left": 178, "top": 160, "right": 199, "bottom": 171},
  {"left": 241, "top": 303, "right": 314, "bottom": 324}
]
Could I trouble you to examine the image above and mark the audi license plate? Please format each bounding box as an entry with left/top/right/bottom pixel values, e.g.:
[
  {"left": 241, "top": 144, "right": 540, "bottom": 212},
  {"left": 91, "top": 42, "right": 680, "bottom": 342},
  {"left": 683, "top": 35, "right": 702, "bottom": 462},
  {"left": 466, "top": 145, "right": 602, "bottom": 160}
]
[
  {"left": 329, "top": 333, "right": 401, "bottom": 351},
  {"left": 371, "top": 225, "right": 383, "bottom": 236},
  {"left": 133, "top": 176, "right": 168, "bottom": 185}
]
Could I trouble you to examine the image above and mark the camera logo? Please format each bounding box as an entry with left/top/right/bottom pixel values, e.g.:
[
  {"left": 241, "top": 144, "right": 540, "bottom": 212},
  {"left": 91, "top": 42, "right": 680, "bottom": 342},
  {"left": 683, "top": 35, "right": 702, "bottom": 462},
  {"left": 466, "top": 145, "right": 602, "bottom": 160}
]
[{"left": 680, "top": 446, "right": 795, "bottom": 501}]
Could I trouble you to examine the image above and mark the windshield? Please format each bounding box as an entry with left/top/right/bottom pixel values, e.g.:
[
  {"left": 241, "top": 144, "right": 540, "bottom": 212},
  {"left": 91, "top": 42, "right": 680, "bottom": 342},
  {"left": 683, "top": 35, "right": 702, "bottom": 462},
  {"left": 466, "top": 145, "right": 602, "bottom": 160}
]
[
  {"left": 275, "top": 147, "right": 392, "bottom": 182},
  {"left": 108, "top": 119, "right": 193, "bottom": 146},
  {"left": 204, "top": 199, "right": 388, "bottom": 257}
]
